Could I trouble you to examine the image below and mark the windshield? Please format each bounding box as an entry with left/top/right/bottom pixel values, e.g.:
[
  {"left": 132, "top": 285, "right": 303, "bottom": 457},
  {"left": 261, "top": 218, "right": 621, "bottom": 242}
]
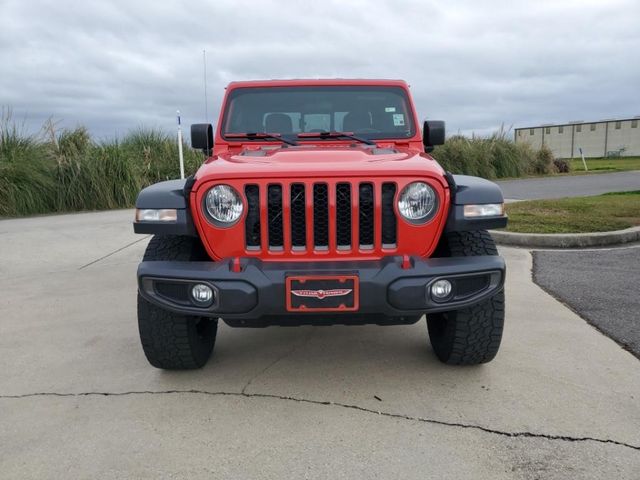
[{"left": 222, "top": 86, "right": 416, "bottom": 141}]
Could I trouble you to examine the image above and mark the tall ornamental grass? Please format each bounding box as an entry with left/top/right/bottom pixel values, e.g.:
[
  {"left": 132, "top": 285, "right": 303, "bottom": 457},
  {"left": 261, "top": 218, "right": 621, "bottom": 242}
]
[
  {"left": 0, "top": 112, "right": 56, "bottom": 215},
  {"left": 0, "top": 113, "right": 203, "bottom": 217},
  {"left": 431, "top": 129, "right": 558, "bottom": 179}
]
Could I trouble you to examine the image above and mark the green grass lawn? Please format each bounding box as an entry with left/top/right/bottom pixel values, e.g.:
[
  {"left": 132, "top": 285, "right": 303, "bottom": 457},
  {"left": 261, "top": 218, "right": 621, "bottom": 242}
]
[
  {"left": 498, "top": 156, "right": 640, "bottom": 180},
  {"left": 568, "top": 156, "right": 640, "bottom": 174},
  {"left": 504, "top": 191, "right": 640, "bottom": 233}
]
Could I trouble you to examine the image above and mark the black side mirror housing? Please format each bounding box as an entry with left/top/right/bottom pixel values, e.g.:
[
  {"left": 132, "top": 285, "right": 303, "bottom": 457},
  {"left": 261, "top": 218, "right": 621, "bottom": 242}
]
[
  {"left": 191, "top": 124, "right": 214, "bottom": 153},
  {"left": 423, "top": 120, "right": 445, "bottom": 152}
]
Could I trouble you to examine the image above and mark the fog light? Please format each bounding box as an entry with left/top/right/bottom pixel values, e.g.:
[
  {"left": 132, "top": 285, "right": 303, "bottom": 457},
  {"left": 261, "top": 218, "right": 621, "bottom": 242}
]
[
  {"left": 431, "top": 279, "right": 452, "bottom": 299},
  {"left": 191, "top": 284, "right": 214, "bottom": 306}
]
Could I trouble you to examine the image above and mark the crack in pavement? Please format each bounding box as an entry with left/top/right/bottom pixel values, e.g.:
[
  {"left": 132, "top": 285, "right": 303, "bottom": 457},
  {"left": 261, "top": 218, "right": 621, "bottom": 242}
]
[
  {"left": 78, "top": 235, "right": 150, "bottom": 270},
  {"left": 2, "top": 389, "right": 638, "bottom": 452},
  {"left": 241, "top": 330, "right": 315, "bottom": 394}
]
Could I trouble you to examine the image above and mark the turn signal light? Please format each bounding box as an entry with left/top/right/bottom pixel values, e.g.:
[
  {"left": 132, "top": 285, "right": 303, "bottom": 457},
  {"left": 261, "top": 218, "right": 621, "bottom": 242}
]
[
  {"left": 135, "top": 209, "right": 178, "bottom": 222},
  {"left": 463, "top": 203, "right": 504, "bottom": 218}
]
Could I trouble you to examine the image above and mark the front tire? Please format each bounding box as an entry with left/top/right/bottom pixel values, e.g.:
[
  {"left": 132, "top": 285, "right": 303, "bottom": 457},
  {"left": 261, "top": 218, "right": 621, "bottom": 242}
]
[
  {"left": 427, "top": 231, "right": 505, "bottom": 365},
  {"left": 137, "top": 235, "right": 217, "bottom": 369}
]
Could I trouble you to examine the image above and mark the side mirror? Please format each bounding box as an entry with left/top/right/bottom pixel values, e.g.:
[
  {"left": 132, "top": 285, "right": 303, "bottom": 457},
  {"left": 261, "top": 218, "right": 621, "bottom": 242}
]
[
  {"left": 191, "top": 123, "right": 213, "bottom": 153},
  {"left": 423, "top": 120, "right": 445, "bottom": 152}
]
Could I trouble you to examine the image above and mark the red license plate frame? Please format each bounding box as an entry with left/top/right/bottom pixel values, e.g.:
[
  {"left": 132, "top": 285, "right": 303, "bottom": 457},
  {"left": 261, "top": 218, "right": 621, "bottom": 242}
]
[{"left": 285, "top": 274, "right": 359, "bottom": 312}]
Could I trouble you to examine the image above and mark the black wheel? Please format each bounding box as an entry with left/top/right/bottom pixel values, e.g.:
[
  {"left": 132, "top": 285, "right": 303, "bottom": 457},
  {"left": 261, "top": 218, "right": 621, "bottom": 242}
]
[
  {"left": 137, "top": 235, "right": 217, "bottom": 369},
  {"left": 427, "top": 231, "right": 505, "bottom": 365}
]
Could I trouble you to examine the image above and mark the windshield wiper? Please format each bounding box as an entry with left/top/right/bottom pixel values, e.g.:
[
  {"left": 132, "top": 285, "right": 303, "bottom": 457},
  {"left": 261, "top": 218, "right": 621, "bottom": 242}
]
[
  {"left": 297, "top": 131, "right": 376, "bottom": 146},
  {"left": 226, "top": 132, "right": 298, "bottom": 146}
]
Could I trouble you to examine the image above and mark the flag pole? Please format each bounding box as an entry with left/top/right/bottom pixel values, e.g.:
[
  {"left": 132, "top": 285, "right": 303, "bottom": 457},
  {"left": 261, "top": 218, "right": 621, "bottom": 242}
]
[{"left": 177, "top": 110, "right": 185, "bottom": 179}]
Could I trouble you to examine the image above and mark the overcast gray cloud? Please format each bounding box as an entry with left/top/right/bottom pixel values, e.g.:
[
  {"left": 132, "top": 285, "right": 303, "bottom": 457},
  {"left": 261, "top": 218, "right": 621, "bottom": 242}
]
[{"left": 1, "top": 0, "right": 639, "bottom": 138}]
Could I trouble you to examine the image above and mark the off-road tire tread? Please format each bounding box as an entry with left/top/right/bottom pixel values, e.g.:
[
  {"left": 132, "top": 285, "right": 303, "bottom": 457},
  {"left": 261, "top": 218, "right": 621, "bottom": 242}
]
[
  {"left": 427, "top": 230, "right": 505, "bottom": 365},
  {"left": 428, "top": 290, "right": 504, "bottom": 365},
  {"left": 143, "top": 235, "right": 207, "bottom": 262},
  {"left": 138, "top": 235, "right": 216, "bottom": 370},
  {"left": 443, "top": 230, "right": 498, "bottom": 256}
]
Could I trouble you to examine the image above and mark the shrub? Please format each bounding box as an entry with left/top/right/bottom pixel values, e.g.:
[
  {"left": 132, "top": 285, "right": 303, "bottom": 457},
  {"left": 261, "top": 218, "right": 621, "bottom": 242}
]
[
  {"left": 432, "top": 129, "right": 561, "bottom": 179},
  {"left": 486, "top": 132, "right": 525, "bottom": 178},
  {"left": 432, "top": 135, "right": 491, "bottom": 178},
  {"left": 432, "top": 130, "right": 527, "bottom": 179},
  {"left": 514, "top": 142, "right": 537, "bottom": 174},
  {"left": 554, "top": 158, "right": 571, "bottom": 173},
  {"left": 529, "top": 145, "right": 556, "bottom": 175}
]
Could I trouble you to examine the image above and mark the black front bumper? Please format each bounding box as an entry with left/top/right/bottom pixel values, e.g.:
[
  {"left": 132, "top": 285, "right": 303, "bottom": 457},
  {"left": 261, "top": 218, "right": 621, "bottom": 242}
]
[{"left": 137, "top": 255, "right": 505, "bottom": 325}]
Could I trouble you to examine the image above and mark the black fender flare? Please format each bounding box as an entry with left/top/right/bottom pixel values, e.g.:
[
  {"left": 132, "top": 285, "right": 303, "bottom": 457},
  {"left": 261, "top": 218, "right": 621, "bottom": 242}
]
[
  {"left": 445, "top": 174, "right": 508, "bottom": 231},
  {"left": 133, "top": 177, "right": 197, "bottom": 236}
]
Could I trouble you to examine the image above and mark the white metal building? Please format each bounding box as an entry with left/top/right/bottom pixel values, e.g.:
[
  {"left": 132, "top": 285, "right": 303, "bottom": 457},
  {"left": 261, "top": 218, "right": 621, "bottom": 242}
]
[{"left": 514, "top": 117, "right": 640, "bottom": 158}]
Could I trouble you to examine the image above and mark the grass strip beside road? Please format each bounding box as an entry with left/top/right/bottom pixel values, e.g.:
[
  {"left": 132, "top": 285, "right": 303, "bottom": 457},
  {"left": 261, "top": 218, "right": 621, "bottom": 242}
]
[
  {"left": 504, "top": 191, "right": 640, "bottom": 233},
  {"left": 568, "top": 156, "right": 640, "bottom": 174}
]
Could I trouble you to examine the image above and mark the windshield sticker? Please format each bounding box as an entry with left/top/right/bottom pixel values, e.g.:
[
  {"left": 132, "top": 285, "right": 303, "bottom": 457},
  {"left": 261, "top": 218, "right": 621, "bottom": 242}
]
[
  {"left": 393, "top": 113, "right": 405, "bottom": 126},
  {"left": 385, "top": 106, "right": 396, "bottom": 113}
]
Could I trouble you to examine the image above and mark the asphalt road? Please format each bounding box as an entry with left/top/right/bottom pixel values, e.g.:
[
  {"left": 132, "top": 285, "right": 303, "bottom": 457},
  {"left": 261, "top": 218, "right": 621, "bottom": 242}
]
[
  {"left": 533, "top": 245, "right": 640, "bottom": 358},
  {"left": 496, "top": 170, "right": 640, "bottom": 200},
  {"left": 1, "top": 210, "right": 639, "bottom": 479}
]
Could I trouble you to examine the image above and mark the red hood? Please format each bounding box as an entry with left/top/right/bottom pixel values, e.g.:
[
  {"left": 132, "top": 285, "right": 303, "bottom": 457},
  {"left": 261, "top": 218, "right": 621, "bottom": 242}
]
[{"left": 193, "top": 145, "right": 447, "bottom": 191}]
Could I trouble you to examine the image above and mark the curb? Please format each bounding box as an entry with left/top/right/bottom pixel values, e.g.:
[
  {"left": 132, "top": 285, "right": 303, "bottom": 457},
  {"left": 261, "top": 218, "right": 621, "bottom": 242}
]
[{"left": 489, "top": 226, "right": 640, "bottom": 248}]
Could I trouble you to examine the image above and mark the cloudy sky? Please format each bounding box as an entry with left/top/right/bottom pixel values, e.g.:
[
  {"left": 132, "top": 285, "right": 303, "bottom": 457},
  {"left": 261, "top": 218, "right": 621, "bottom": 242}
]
[{"left": 1, "top": 0, "right": 639, "bottom": 139}]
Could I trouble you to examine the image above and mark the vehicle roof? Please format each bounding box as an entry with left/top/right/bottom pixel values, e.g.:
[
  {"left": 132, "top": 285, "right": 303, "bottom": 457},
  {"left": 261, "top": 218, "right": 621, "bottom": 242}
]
[{"left": 226, "top": 79, "right": 409, "bottom": 89}]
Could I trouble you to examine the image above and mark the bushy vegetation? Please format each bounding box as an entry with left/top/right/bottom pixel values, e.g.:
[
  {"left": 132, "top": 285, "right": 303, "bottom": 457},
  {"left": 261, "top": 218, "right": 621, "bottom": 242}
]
[
  {"left": 553, "top": 158, "right": 571, "bottom": 173},
  {"left": 0, "top": 112, "right": 203, "bottom": 217},
  {"left": 431, "top": 130, "right": 561, "bottom": 178}
]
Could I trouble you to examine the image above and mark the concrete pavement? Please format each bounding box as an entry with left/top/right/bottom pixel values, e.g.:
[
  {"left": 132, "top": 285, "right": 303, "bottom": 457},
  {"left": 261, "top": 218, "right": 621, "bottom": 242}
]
[
  {"left": 533, "top": 245, "right": 640, "bottom": 358},
  {"left": 496, "top": 170, "right": 640, "bottom": 200},
  {"left": 1, "top": 210, "right": 639, "bottom": 479}
]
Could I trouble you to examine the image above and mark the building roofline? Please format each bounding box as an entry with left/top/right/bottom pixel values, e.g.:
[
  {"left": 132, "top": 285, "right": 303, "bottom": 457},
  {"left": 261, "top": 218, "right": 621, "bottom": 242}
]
[{"left": 515, "top": 117, "right": 640, "bottom": 131}]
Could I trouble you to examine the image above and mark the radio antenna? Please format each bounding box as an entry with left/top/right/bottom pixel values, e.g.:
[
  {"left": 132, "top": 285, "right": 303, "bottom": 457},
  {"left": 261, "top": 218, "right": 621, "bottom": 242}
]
[
  {"left": 202, "top": 49, "right": 211, "bottom": 156},
  {"left": 203, "top": 49, "right": 209, "bottom": 123}
]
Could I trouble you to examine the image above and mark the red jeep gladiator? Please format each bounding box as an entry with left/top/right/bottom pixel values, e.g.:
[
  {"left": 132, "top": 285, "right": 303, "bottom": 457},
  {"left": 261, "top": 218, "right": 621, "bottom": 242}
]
[{"left": 133, "top": 79, "right": 507, "bottom": 369}]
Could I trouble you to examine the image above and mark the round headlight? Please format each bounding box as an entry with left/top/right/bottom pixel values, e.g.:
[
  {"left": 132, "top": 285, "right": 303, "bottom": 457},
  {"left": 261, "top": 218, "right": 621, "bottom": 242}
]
[
  {"left": 204, "top": 185, "right": 243, "bottom": 224},
  {"left": 398, "top": 182, "right": 437, "bottom": 222}
]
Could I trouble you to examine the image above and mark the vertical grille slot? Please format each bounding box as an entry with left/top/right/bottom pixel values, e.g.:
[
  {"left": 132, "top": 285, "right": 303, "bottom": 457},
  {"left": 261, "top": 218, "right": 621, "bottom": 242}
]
[
  {"left": 358, "top": 183, "right": 374, "bottom": 248},
  {"left": 267, "top": 185, "right": 283, "bottom": 249},
  {"left": 381, "top": 183, "right": 397, "bottom": 246},
  {"left": 313, "top": 184, "right": 329, "bottom": 249},
  {"left": 244, "top": 185, "right": 261, "bottom": 249},
  {"left": 336, "top": 183, "right": 351, "bottom": 249},
  {"left": 290, "top": 183, "right": 306, "bottom": 249}
]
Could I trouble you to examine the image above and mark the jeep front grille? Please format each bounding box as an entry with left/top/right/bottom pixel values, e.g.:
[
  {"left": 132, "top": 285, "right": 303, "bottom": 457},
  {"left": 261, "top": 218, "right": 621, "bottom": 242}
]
[{"left": 243, "top": 181, "right": 397, "bottom": 254}]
